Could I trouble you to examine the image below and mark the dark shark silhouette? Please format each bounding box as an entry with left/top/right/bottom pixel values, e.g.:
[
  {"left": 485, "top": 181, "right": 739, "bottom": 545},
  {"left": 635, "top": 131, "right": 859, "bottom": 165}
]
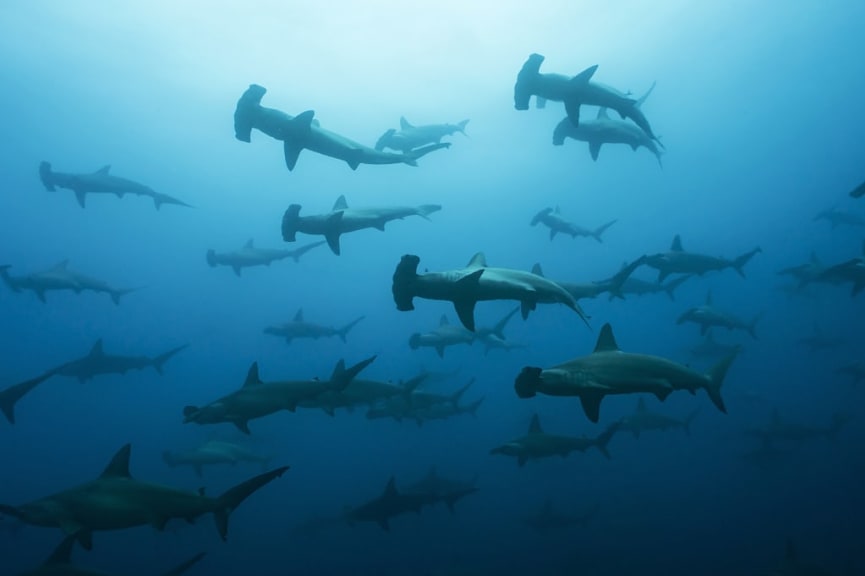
[
  {"left": 375, "top": 116, "right": 469, "bottom": 153},
  {"left": 51, "top": 339, "right": 187, "bottom": 382}
]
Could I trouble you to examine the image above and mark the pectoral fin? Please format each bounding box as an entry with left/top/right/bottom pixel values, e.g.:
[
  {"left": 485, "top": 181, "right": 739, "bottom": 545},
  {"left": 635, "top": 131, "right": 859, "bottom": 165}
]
[
  {"left": 579, "top": 393, "right": 603, "bottom": 423},
  {"left": 283, "top": 141, "right": 303, "bottom": 171}
]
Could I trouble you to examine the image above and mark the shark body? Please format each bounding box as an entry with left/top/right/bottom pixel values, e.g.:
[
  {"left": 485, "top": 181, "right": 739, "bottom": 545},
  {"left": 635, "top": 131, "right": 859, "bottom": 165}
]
[
  {"left": 206, "top": 239, "right": 324, "bottom": 276},
  {"left": 375, "top": 116, "right": 469, "bottom": 153},
  {"left": 0, "top": 262, "right": 136, "bottom": 304},
  {"left": 264, "top": 308, "right": 365, "bottom": 344}
]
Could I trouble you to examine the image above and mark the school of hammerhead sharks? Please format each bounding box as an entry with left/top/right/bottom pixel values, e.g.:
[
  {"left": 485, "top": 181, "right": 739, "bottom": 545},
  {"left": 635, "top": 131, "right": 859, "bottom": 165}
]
[{"left": 1, "top": 52, "right": 864, "bottom": 575}]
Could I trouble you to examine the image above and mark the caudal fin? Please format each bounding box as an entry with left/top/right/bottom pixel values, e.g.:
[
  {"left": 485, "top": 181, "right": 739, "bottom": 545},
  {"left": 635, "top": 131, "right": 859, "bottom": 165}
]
[
  {"left": 594, "top": 422, "right": 620, "bottom": 459},
  {"left": 0, "top": 372, "right": 53, "bottom": 425},
  {"left": 337, "top": 316, "right": 365, "bottom": 342},
  {"left": 416, "top": 204, "right": 443, "bottom": 220},
  {"left": 733, "top": 247, "right": 762, "bottom": 277},
  {"left": 455, "top": 119, "right": 470, "bottom": 135},
  {"left": 329, "top": 355, "right": 377, "bottom": 390},
  {"left": 214, "top": 466, "right": 289, "bottom": 540},
  {"left": 404, "top": 142, "right": 451, "bottom": 165},
  {"left": 704, "top": 352, "right": 738, "bottom": 414},
  {"left": 591, "top": 219, "right": 618, "bottom": 243},
  {"left": 109, "top": 287, "right": 138, "bottom": 306},
  {"left": 152, "top": 344, "right": 189, "bottom": 374}
]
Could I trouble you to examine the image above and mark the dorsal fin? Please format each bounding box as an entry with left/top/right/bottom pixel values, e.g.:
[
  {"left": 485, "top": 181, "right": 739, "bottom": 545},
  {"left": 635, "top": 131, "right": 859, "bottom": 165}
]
[
  {"left": 593, "top": 323, "right": 620, "bottom": 353},
  {"left": 244, "top": 362, "right": 262, "bottom": 387},
  {"left": 531, "top": 263, "right": 544, "bottom": 277},
  {"left": 294, "top": 308, "right": 304, "bottom": 322},
  {"left": 95, "top": 165, "right": 111, "bottom": 175},
  {"left": 332, "top": 195, "right": 348, "bottom": 211},
  {"left": 383, "top": 476, "right": 398, "bottom": 498},
  {"left": 44, "top": 536, "right": 76, "bottom": 566},
  {"left": 466, "top": 252, "right": 487, "bottom": 268},
  {"left": 671, "top": 235, "right": 683, "bottom": 252},
  {"left": 399, "top": 116, "right": 413, "bottom": 130},
  {"left": 244, "top": 239, "right": 254, "bottom": 249},
  {"left": 570, "top": 64, "right": 598, "bottom": 84},
  {"left": 89, "top": 339, "right": 105, "bottom": 357},
  {"left": 705, "top": 291, "right": 713, "bottom": 306},
  {"left": 439, "top": 315, "right": 449, "bottom": 326},
  {"left": 636, "top": 398, "right": 647, "bottom": 412},
  {"left": 100, "top": 444, "right": 132, "bottom": 478},
  {"left": 597, "top": 107, "right": 610, "bottom": 119},
  {"left": 528, "top": 413, "right": 543, "bottom": 434}
]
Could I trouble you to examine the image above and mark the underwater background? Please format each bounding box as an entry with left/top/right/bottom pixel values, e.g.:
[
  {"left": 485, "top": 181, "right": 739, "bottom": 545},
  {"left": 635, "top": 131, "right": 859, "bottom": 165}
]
[{"left": 1, "top": 1, "right": 864, "bottom": 574}]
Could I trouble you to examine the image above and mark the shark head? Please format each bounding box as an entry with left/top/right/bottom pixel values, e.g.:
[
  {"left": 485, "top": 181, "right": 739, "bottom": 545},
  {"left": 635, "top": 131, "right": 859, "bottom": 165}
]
[
  {"left": 514, "top": 53, "right": 545, "bottom": 110},
  {"left": 281, "top": 205, "right": 302, "bottom": 242},
  {"left": 392, "top": 255, "right": 421, "bottom": 311},
  {"left": 514, "top": 367, "right": 542, "bottom": 398}
]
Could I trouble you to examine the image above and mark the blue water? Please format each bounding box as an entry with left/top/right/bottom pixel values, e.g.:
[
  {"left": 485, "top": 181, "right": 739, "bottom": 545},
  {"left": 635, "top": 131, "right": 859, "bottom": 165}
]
[{"left": 1, "top": 2, "right": 864, "bottom": 574}]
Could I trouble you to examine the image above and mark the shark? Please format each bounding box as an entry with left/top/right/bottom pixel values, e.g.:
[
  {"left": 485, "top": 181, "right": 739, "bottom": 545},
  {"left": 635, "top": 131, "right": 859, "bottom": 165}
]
[
  {"left": 813, "top": 206, "right": 865, "bottom": 229},
  {"left": 183, "top": 355, "right": 376, "bottom": 434},
  {"left": 264, "top": 308, "right": 365, "bottom": 344},
  {"left": 392, "top": 252, "right": 590, "bottom": 332},
  {"left": 643, "top": 235, "right": 762, "bottom": 282},
  {"left": 520, "top": 499, "right": 599, "bottom": 534},
  {"left": 409, "top": 315, "right": 475, "bottom": 358},
  {"left": 0, "top": 370, "right": 57, "bottom": 425},
  {"left": 778, "top": 252, "right": 829, "bottom": 286},
  {"left": 797, "top": 323, "right": 844, "bottom": 353},
  {"left": 234, "top": 84, "right": 450, "bottom": 171},
  {"left": 393, "top": 395, "right": 484, "bottom": 426},
  {"left": 745, "top": 410, "right": 850, "bottom": 447},
  {"left": 365, "top": 378, "right": 477, "bottom": 425},
  {"left": 490, "top": 414, "right": 619, "bottom": 465},
  {"left": 617, "top": 398, "right": 699, "bottom": 438},
  {"left": 689, "top": 330, "right": 744, "bottom": 361},
  {"left": 677, "top": 292, "right": 760, "bottom": 339},
  {"left": 298, "top": 372, "right": 427, "bottom": 416},
  {"left": 0, "top": 444, "right": 287, "bottom": 550},
  {"left": 401, "top": 467, "right": 479, "bottom": 513},
  {"left": 473, "top": 306, "right": 528, "bottom": 354},
  {"left": 534, "top": 257, "right": 647, "bottom": 302},
  {"left": 513, "top": 53, "right": 661, "bottom": 143},
  {"left": 206, "top": 239, "right": 325, "bottom": 276},
  {"left": 343, "top": 476, "right": 435, "bottom": 531},
  {"left": 530, "top": 207, "right": 617, "bottom": 242},
  {"left": 16, "top": 535, "right": 205, "bottom": 576},
  {"left": 613, "top": 273, "right": 690, "bottom": 301},
  {"left": 51, "top": 339, "right": 188, "bottom": 382},
  {"left": 0, "top": 262, "right": 137, "bottom": 305},
  {"left": 515, "top": 323, "right": 737, "bottom": 423},
  {"left": 282, "top": 195, "right": 442, "bottom": 255},
  {"left": 375, "top": 116, "right": 469, "bottom": 153},
  {"left": 39, "top": 162, "right": 192, "bottom": 210},
  {"left": 552, "top": 86, "right": 663, "bottom": 166},
  {"left": 811, "top": 241, "right": 865, "bottom": 296},
  {"left": 162, "top": 439, "right": 272, "bottom": 477},
  {"left": 850, "top": 179, "right": 865, "bottom": 199},
  {"left": 836, "top": 361, "right": 865, "bottom": 385}
]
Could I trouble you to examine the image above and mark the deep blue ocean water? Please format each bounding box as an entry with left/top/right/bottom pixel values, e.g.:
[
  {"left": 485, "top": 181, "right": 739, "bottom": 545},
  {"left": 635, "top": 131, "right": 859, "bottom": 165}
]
[{"left": 1, "top": 2, "right": 864, "bottom": 575}]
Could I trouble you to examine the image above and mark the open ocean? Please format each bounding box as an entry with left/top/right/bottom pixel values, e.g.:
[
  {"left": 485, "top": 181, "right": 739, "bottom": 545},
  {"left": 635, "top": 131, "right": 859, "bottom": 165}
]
[{"left": 1, "top": 2, "right": 864, "bottom": 574}]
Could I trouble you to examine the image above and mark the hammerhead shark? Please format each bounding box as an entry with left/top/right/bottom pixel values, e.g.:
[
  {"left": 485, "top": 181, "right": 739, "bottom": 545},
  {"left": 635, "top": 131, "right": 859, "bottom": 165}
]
[
  {"left": 282, "top": 195, "right": 442, "bottom": 255},
  {"left": 677, "top": 292, "right": 761, "bottom": 339},
  {"left": 0, "top": 444, "right": 287, "bottom": 550},
  {"left": 0, "top": 261, "right": 137, "bottom": 304},
  {"left": 409, "top": 314, "right": 475, "bottom": 358},
  {"left": 617, "top": 398, "right": 699, "bottom": 438},
  {"left": 343, "top": 476, "right": 435, "bottom": 531},
  {"left": 163, "top": 439, "right": 272, "bottom": 478},
  {"left": 530, "top": 206, "right": 617, "bottom": 242},
  {"left": 643, "top": 235, "right": 761, "bottom": 282},
  {"left": 375, "top": 116, "right": 469, "bottom": 153},
  {"left": 400, "top": 467, "right": 479, "bottom": 513},
  {"left": 515, "top": 323, "right": 737, "bottom": 422},
  {"left": 812, "top": 241, "right": 865, "bottom": 296},
  {"left": 51, "top": 339, "right": 188, "bottom": 382},
  {"left": 206, "top": 239, "right": 325, "bottom": 276},
  {"left": 264, "top": 308, "right": 365, "bottom": 344},
  {"left": 234, "top": 84, "right": 449, "bottom": 171},
  {"left": 490, "top": 414, "right": 620, "bottom": 465},
  {"left": 39, "top": 162, "right": 192, "bottom": 209},
  {"left": 391, "top": 252, "right": 589, "bottom": 332},
  {"left": 183, "top": 355, "right": 376, "bottom": 433}
]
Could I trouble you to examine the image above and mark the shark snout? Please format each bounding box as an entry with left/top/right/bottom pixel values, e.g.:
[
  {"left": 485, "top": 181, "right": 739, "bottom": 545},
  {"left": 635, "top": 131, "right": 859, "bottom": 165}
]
[{"left": 515, "top": 367, "right": 542, "bottom": 398}]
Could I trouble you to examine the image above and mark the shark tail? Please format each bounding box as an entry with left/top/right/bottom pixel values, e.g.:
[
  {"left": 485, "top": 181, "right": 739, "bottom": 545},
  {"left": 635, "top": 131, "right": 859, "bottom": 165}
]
[
  {"left": 493, "top": 306, "right": 521, "bottom": 339},
  {"left": 663, "top": 274, "right": 690, "bottom": 301},
  {"left": 329, "top": 355, "right": 377, "bottom": 391},
  {"left": 109, "top": 287, "right": 137, "bottom": 306},
  {"left": 403, "top": 142, "right": 451, "bottom": 166},
  {"left": 39, "top": 161, "right": 56, "bottom": 191},
  {"left": 466, "top": 397, "right": 484, "bottom": 417},
  {"left": 704, "top": 352, "right": 738, "bottom": 414},
  {"left": 337, "top": 316, "right": 365, "bottom": 342},
  {"left": 290, "top": 240, "right": 326, "bottom": 262},
  {"left": 606, "top": 255, "right": 647, "bottom": 300},
  {"left": 281, "top": 204, "right": 302, "bottom": 242},
  {"left": 733, "top": 247, "right": 762, "bottom": 277},
  {"left": 455, "top": 119, "right": 470, "bottom": 135},
  {"left": 591, "top": 219, "right": 618, "bottom": 243},
  {"left": 206, "top": 250, "right": 218, "bottom": 268},
  {"left": 214, "top": 466, "right": 289, "bottom": 540},
  {"left": 449, "top": 378, "right": 475, "bottom": 407},
  {"left": 392, "top": 254, "right": 421, "bottom": 311},
  {"left": 747, "top": 314, "right": 762, "bottom": 340},
  {"left": 153, "top": 344, "right": 189, "bottom": 374},
  {"left": 233, "top": 84, "right": 267, "bottom": 142},
  {"left": 850, "top": 180, "right": 865, "bottom": 198},
  {"left": 160, "top": 552, "right": 207, "bottom": 576},
  {"left": 594, "top": 422, "right": 620, "bottom": 460},
  {"left": 0, "top": 372, "right": 53, "bottom": 425},
  {"left": 416, "top": 204, "right": 443, "bottom": 220},
  {"left": 514, "top": 366, "right": 542, "bottom": 398},
  {"left": 0, "top": 265, "right": 18, "bottom": 292}
]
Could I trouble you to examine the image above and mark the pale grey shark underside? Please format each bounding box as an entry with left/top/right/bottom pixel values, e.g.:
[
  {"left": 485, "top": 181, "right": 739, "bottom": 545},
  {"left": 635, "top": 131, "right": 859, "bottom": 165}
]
[{"left": 206, "top": 239, "right": 325, "bottom": 276}]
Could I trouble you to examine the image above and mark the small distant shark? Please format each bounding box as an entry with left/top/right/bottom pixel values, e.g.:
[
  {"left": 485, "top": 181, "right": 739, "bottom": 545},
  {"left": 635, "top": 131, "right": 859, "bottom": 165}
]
[
  {"left": 264, "top": 308, "right": 365, "bottom": 344},
  {"left": 344, "top": 476, "right": 435, "bottom": 531},
  {"left": 375, "top": 116, "right": 469, "bottom": 153},
  {"left": 520, "top": 499, "right": 599, "bottom": 534},
  {"left": 39, "top": 162, "right": 192, "bottom": 210},
  {"left": 530, "top": 207, "right": 617, "bottom": 242},
  {"left": 614, "top": 273, "right": 690, "bottom": 301},
  {"left": 183, "top": 355, "right": 376, "bottom": 433},
  {"left": 689, "top": 330, "right": 743, "bottom": 360},
  {"left": 513, "top": 53, "right": 661, "bottom": 143},
  {"left": 17, "top": 535, "right": 205, "bottom": 576},
  {"left": 163, "top": 439, "right": 272, "bottom": 477},
  {"left": 365, "top": 378, "right": 478, "bottom": 426},
  {"left": 401, "top": 467, "right": 479, "bottom": 513},
  {"left": 677, "top": 292, "right": 760, "bottom": 339},
  {"left": 797, "top": 323, "right": 844, "bottom": 353},
  {"left": 392, "top": 252, "right": 589, "bottom": 332},
  {"left": 490, "top": 414, "right": 619, "bottom": 466},
  {"left": 51, "top": 339, "right": 188, "bottom": 382},
  {"left": 409, "top": 315, "right": 475, "bottom": 358},
  {"left": 299, "top": 372, "right": 427, "bottom": 416},
  {"left": 535, "top": 256, "right": 647, "bottom": 302},
  {"left": 474, "top": 306, "right": 528, "bottom": 354},
  {"left": 0, "top": 370, "right": 56, "bottom": 425},
  {"left": 0, "top": 444, "right": 287, "bottom": 550},
  {"left": 643, "top": 235, "right": 762, "bottom": 282},
  {"left": 745, "top": 410, "right": 850, "bottom": 447},
  {"left": 778, "top": 252, "right": 828, "bottom": 286},
  {"left": 811, "top": 241, "right": 865, "bottom": 296},
  {"left": 206, "top": 239, "right": 325, "bottom": 276},
  {"left": 617, "top": 398, "right": 699, "bottom": 438},
  {"left": 0, "top": 261, "right": 137, "bottom": 304},
  {"left": 282, "top": 194, "right": 442, "bottom": 255},
  {"left": 813, "top": 206, "right": 865, "bottom": 229},
  {"left": 552, "top": 86, "right": 663, "bottom": 166},
  {"left": 515, "top": 323, "right": 736, "bottom": 422},
  {"left": 234, "top": 84, "right": 450, "bottom": 171},
  {"left": 836, "top": 361, "right": 865, "bottom": 385},
  {"left": 850, "top": 179, "right": 865, "bottom": 199}
]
